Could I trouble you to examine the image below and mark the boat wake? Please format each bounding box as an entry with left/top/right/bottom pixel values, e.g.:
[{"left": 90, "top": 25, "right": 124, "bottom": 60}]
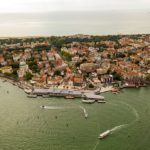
[
  {"left": 110, "top": 124, "right": 128, "bottom": 133},
  {"left": 109, "top": 101, "right": 140, "bottom": 133},
  {"left": 119, "top": 102, "right": 139, "bottom": 123},
  {"left": 92, "top": 141, "right": 99, "bottom": 150},
  {"left": 80, "top": 106, "right": 88, "bottom": 118}
]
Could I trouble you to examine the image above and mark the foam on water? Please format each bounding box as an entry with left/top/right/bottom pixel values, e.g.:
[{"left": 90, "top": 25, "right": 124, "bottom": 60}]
[
  {"left": 92, "top": 141, "right": 99, "bottom": 150},
  {"left": 109, "top": 101, "right": 140, "bottom": 133},
  {"left": 41, "top": 106, "right": 64, "bottom": 110}
]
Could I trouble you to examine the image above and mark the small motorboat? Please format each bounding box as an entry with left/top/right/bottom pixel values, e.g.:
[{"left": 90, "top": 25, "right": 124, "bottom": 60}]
[
  {"left": 82, "top": 99, "right": 95, "bottom": 104},
  {"left": 27, "top": 94, "right": 37, "bottom": 98},
  {"left": 97, "top": 100, "right": 106, "bottom": 103},
  {"left": 42, "top": 95, "right": 49, "bottom": 98},
  {"left": 65, "top": 95, "right": 75, "bottom": 99},
  {"left": 98, "top": 130, "right": 111, "bottom": 139},
  {"left": 24, "top": 89, "right": 32, "bottom": 94},
  {"left": 40, "top": 105, "right": 45, "bottom": 109}
]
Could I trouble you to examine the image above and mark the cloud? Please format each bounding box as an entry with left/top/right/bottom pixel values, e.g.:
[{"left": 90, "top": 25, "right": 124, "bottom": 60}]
[{"left": 0, "top": 0, "right": 149, "bottom": 13}]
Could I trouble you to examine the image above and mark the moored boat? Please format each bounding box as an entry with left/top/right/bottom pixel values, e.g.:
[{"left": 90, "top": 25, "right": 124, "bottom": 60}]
[
  {"left": 94, "top": 88, "right": 101, "bottom": 95},
  {"left": 82, "top": 99, "right": 95, "bottom": 104},
  {"left": 24, "top": 89, "right": 32, "bottom": 94},
  {"left": 97, "top": 100, "right": 106, "bottom": 103},
  {"left": 42, "top": 95, "right": 49, "bottom": 98},
  {"left": 65, "top": 95, "right": 75, "bottom": 99},
  {"left": 27, "top": 94, "right": 37, "bottom": 98}
]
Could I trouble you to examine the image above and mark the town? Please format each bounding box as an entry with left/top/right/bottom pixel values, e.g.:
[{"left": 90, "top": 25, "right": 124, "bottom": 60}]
[{"left": 0, "top": 34, "right": 150, "bottom": 98}]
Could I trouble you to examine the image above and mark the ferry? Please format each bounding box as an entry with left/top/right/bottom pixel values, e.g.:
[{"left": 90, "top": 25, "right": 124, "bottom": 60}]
[
  {"left": 82, "top": 99, "right": 95, "bottom": 104},
  {"left": 98, "top": 130, "right": 111, "bottom": 139},
  {"left": 27, "top": 94, "right": 37, "bottom": 98}
]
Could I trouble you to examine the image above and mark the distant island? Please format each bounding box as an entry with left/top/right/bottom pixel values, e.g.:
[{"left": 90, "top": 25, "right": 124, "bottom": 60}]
[{"left": 0, "top": 34, "right": 150, "bottom": 97}]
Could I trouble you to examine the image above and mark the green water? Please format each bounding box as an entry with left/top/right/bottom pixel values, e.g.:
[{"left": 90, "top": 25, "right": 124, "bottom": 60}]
[{"left": 0, "top": 80, "right": 150, "bottom": 150}]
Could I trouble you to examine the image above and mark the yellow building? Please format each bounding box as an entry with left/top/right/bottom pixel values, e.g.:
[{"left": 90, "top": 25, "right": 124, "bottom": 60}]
[{"left": 0, "top": 66, "right": 13, "bottom": 74}]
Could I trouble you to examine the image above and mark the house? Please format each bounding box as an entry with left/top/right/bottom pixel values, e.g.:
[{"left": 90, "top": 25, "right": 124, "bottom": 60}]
[
  {"left": 17, "top": 61, "right": 29, "bottom": 78},
  {"left": 73, "top": 75, "right": 84, "bottom": 86},
  {"left": 0, "top": 66, "right": 13, "bottom": 74},
  {"left": 47, "top": 76, "right": 63, "bottom": 85},
  {"left": 80, "top": 63, "right": 100, "bottom": 73}
]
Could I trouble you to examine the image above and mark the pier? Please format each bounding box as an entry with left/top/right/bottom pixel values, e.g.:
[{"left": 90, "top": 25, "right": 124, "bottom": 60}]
[{"left": 31, "top": 88, "right": 105, "bottom": 100}]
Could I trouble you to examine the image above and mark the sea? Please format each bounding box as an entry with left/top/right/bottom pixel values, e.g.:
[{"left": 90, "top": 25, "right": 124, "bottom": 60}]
[
  {"left": 0, "top": 80, "right": 150, "bottom": 150},
  {"left": 0, "top": 11, "right": 150, "bottom": 37}
]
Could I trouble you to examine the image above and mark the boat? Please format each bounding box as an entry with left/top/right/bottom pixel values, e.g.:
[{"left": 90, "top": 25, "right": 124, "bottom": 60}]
[
  {"left": 94, "top": 88, "right": 101, "bottom": 95},
  {"left": 82, "top": 99, "right": 95, "bottom": 104},
  {"left": 12, "top": 82, "right": 17, "bottom": 86},
  {"left": 111, "top": 88, "right": 120, "bottom": 93},
  {"left": 65, "top": 95, "right": 75, "bottom": 99},
  {"left": 98, "top": 130, "right": 111, "bottom": 139},
  {"left": 3, "top": 79, "right": 7, "bottom": 82},
  {"left": 27, "top": 94, "right": 37, "bottom": 98},
  {"left": 84, "top": 112, "right": 88, "bottom": 118},
  {"left": 97, "top": 100, "right": 106, "bottom": 103},
  {"left": 40, "top": 105, "right": 45, "bottom": 109},
  {"left": 24, "top": 89, "right": 32, "bottom": 94},
  {"left": 42, "top": 95, "right": 49, "bottom": 98}
]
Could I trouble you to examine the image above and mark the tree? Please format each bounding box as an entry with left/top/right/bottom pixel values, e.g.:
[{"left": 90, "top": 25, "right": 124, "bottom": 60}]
[
  {"left": 28, "top": 62, "right": 38, "bottom": 72},
  {"left": 54, "top": 70, "right": 61, "bottom": 76},
  {"left": 61, "top": 51, "right": 72, "bottom": 61},
  {"left": 89, "top": 83, "right": 94, "bottom": 89},
  {"left": 11, "top": 63, "right": 19, "bottom": 69},
  {"left": 146, "top": 74, "right": 150, "bottom": 82},
  {"left": 112, "top": 71, "right": 122, "bottom": 81},
  {"left": 24, "top": 72, "right": 33, "bottom": 80}
]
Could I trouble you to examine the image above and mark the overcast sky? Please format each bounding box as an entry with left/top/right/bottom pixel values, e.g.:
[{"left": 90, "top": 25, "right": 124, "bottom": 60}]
[{"left": 0, "top": 0, "right": 150, "bottom": 13}]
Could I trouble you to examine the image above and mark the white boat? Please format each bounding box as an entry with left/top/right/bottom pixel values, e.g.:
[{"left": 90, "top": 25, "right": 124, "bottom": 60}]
[
  {"left": 27, "top": 94, "right": 37, "bottom": 98},
  {"left": 24, "top": 89, "right": 32, "bottom": 94},
  {"left": 65, "top": 95, "right": 75, "bottom": 99},
  {"left": 40, "top": 105, "right": 45, "bottom": 109},
  {"left": 84, "top": 110, "right": 88, "bottom": 118},
  {"left": 82, "top": 99, "right": 95, "bottom": 104},
  {"left": 94, "top": 88, "right": 101, "bottom": 95},
  {"left": 97, "top": 100, "right": 106, "bottom": 103},
  {"left": 98, "top": 130, "right": 111, "bottom": 139},
  {"left": 42, "top": 95, "right": 49, "bottom": 98}
]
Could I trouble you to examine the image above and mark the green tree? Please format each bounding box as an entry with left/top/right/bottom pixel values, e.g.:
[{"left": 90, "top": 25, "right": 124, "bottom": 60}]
[
  {"left": 24, "top": 72, "right": 33, "bottom": 80},
  {"left": 61, "top": 51, "right": 72, "bottom": 61},
  {"left": 146, "top": 74, "right": 150, "bottom": 82},
  {"left": 54, "top": 70, "right": 61, "bottom": 76}
]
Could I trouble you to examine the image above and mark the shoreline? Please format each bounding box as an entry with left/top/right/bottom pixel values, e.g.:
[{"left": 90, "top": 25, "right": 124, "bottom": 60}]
[{"left": 0, "top": 76, "right": 149, "bottom": 100}]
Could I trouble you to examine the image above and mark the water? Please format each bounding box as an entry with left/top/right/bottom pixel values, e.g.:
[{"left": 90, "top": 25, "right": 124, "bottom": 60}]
[
  {"left": 0, "top": 80, "right": 150, "bottom": 150},
  {"left": 1, "top": 11, "right": 150, "bottom": 36}
]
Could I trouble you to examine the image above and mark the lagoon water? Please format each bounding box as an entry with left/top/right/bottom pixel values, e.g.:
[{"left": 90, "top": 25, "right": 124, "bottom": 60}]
[
  {"left": 0, "top": 80, "right": 150, "bottom": 150},
  {"left": 1, "top": 11, "right": 150, "bottom": 37}
]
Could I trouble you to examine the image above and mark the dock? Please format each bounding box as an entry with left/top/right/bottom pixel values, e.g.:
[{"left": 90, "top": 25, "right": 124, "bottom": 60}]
[{"left": 31, "top": 88, "right": 105, "bottom": 100}]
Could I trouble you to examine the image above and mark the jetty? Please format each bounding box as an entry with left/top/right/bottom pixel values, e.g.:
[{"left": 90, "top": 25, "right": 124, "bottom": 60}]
[{"left": 29, "top": 88, "right": 105, "bottom": 101}]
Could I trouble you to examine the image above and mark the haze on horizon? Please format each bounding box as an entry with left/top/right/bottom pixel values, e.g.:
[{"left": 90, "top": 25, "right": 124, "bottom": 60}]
[{"left": 0, "top": 0, "right": 150, "bottom": 13}]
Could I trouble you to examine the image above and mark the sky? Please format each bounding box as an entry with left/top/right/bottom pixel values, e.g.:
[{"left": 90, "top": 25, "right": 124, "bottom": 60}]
[{"left": 0, "top": 0, "right": 150, "bottom": 13}]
